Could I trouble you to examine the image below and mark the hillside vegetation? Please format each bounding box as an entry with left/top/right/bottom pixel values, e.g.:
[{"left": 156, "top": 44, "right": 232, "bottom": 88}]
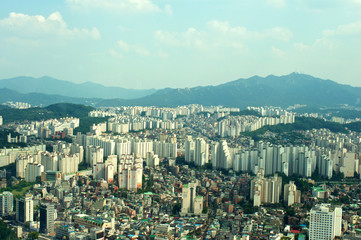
[{"left": 0, "top": 103, "right": 94, "bottom": 123}]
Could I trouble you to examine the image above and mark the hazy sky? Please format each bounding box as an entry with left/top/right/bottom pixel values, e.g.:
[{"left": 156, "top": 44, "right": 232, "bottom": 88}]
[{"left": 0, "top": 0, "right": 361, "bottom": 89}]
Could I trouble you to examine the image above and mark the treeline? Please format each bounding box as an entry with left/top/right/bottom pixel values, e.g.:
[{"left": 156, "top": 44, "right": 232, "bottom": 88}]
[
  {"left": 230, "top": 109, "right": 261, "bottom": 117},
  {"left": 0, "top": 130, "right": 27, "bottom": 148},
  {"left": 73, "top": 116, "right": 109, "bottom": 134},
  {"left": 294, "top": 106, "right": 361, "bottom": 119},
  {"left": 345, "top": 121, "right": 361, "bottom": 132},
  {"left": 0, "top": 103, "right": 94, "bottom": 123},
  {"left": 242, "top": 117, "right": 350, "bottom": 139},
  {"left": 0, "top": 220, "right": 17, "bottom": 240},
  {"left": 0, "top": 181, "right": 34, "bottom": 194}
]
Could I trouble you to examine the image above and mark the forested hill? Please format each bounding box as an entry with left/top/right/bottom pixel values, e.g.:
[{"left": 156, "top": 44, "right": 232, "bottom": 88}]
[{"left": 0, "top": 103, "right": 94, "bottom": 123}]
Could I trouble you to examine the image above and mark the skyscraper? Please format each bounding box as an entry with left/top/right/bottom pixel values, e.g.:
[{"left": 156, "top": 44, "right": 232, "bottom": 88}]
[
  {"left": 185, "top": 136, "right": 195, "bottom": 164},
  {"left": 309, "top": 204, "right": 342, "bottom": 240},
  {"left": 181, "top": 182, "right": 203, "bottom": 216},
  {"left": 284, "top": 181, "right": 301, "bottom": 206},
  {"left": 194, "top": 138, "right": 208, "bottom": 166},
  {"left": 0, "top": 191, "right": 13, "bottom": 216},
  {"left": 250, "top": 170, "right": 282, "bottom": 206},
  {"left": 16, "top": 194, "right": 33, "bottom": 223},
  {"left": 40, "top": 203, "right": 55, "bottom": 234}
]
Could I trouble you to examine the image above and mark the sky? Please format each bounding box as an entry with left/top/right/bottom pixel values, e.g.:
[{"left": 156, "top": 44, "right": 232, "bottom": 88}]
[{"left": 0, "top": 0, "right": 361, "bottom": 89}]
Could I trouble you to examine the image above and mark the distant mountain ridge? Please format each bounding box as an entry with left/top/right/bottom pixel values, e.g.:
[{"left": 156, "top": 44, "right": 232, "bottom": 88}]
[
  {"left": 97, "top": 73, "right": 361, "bottom": 108},
  {"left": 0, "top": 88, "right": 98, "bottom": 106},
  {"left": 1, "top": 73, "right": 361, "bottom": 108},
  {"left": 0, "top": 76, "right": 156, "bottom": 99}
]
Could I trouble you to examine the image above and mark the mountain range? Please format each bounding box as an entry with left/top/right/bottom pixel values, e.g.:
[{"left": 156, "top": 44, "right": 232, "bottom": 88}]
[
  {"left": 0, "top": 73, "right": 360, "bottom": 108},
  {"left": 0, "top": 76, "right": 156, "bottom": 99}
]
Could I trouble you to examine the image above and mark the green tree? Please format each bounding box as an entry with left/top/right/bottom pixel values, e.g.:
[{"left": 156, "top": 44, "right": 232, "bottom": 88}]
[
  {"left": 28, "top": 231, "right": 39, "bottom": 240},
  {"left": 0, "top": 220, "right": 17, "bottom": 240}
]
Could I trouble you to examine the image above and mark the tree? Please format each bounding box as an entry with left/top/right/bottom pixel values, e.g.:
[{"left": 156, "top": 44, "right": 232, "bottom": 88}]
[
  {"left": 0, "top": 220, "right": 17, "bottom": 240},
  {"left": 28, "top": 231, "right": 39, "bottom": 239}
]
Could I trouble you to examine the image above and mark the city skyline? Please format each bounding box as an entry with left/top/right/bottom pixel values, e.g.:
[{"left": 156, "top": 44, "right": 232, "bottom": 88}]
[{"left": 1, "top": 0, "right": 361, "bottom": 89}]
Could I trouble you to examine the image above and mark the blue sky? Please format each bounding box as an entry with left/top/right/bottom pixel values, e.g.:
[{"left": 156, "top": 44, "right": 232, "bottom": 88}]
[{"left": 0, "top": 0, "right": 361, "bottom": 89}]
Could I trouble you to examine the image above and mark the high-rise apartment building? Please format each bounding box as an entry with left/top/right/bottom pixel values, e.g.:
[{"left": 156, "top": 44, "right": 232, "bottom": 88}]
[
  {"left": 250, "top": 170, "right": 282, "bottom": 207},
  {"left": 185, "top": 136, "right": 195, "bottom": 164},
  {"left": 16, "top": 194, "right": 33, "bottom": 223},
  {"left": 0, "top": 191, "right": 13, "bottom": 216},
  {"left": 309, "top": 204, "right": 342, "bottom": 240},
  {"left": 25, "top": 163, "right": 44, "bottom": 182},
  {"left": 284, "top": 181, "right": 301, "bottom": 206},
  {"left": 118, "top": 155, "right": 143, "bottom": 191},
  {"left": 194, "top": 138, "right": 209, "bottom": 166},
  {"left": 212, "top": 140, "right": 232, "bottom": 170}
]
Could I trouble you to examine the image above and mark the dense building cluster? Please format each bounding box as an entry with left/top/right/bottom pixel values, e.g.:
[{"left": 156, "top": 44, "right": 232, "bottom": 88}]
[{"left": 0, "top": 104, "right": 361, "bottom": 239}]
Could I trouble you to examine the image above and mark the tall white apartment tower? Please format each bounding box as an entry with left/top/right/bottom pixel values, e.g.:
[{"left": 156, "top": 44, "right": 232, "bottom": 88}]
[
  {"left": 284, "top": 181, "right": 301, "bottom": 206},
  {"left": 16, "top": 194, "right": 33, "bottom": 223},
  {"left": 185, "top": 136, "right": 195, "bottom": 164},
  {"left": 309, "top": 204, "right": 342, "bottom": 240},
  {"left": 212, "top": 140, "right": 232, "bottom": 170},
  {"left": 194, "top": 138, "right": 208, "bottom": 166},
  {"left": 0, "top": 116, "right": 3, "bottom": 126}
]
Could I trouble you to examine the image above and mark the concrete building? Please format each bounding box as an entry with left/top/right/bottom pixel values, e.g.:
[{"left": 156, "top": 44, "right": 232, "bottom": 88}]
[
  {"left": 25, "top": 163, "right": 44, "bottom": 182},
  {"left": 118, "top": 155, "right": 143, "bottom": 191},
  {"left": 309, "top": 204, "right": 342, "bottom": 240},
  {"left": 40, "top": 203, "right": 55, "bottom": 234},
  {"left": 194, "top": 138, "right": 209, "bottom": 166},
  {"left": 212, "top": 140, "right": 232, "bottom": 170},
  {"left": 86, "top": 146, "right": 104, "bottom": 166},
  {"left": 155, "top": 224, "right": 173, "bottom": 239},
  {"left": 284, "top": 181, "right": 301, "bottom": 206},
  {"left": 55, "top": 225, "right": 75, "bottom": 240},
  {"left": 73, "top": 214, "right": 113, "bottom": 229},
  {"left": 146, "top": 152, "right": 159, "bottom": 168},
  {"left": 185, "top": 136, "right": 195, "bottom": 164},
  {"left": 181, "top": 182, "right": 203, "bottom": 216},
  {"left": 16, "top": 194, "right": 33, "bottom": 223},
  {"left": 0, "top": 191, "right": 13, "bottom": 216},
  {"left": 250, "top": 170, "right": 282, "bottom": 206}
]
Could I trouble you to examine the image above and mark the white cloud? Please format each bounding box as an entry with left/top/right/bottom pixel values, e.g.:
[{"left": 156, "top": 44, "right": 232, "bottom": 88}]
[
  {"left": 109, "top": 48, "right": 123, "bottom": 59},
  {"left": 208, "top": 20, "right": 292, "bottom": 41},
  {"left": 156, "top": 50, "right": 169, "bottom": 59},
  {"left": 66, "top": 0, "right": 160, "bottom": 13},
  {"left": 117, "top": 40, "right": 150, "bottom": 56},
  {"left": 154, "top": 21, "right": 292, "bottom": 55},
  {"left": 0, "top": 12, "right": 100, "bottom": 40},
  {"left": 266, "top": 27, "right": 293, "bottom": 41},
  {"left": 207, "top": 20, "right": 262, "bottom": 40},
  {"left": 323, "top": 21, "right": 361, "bottom": 36},
  {"left": 267, "top": 0, "right": 286, "bottom": 8},
  {"left": 118, "top": 40, "right": 131, "bottom": 52},
  {"left": 164, "top": 4, "right": 173, "bottom": 16},
  {"left": 294, "top": 42, "right": 310, "bottom": 52},
  {"left": 154, "top": 28, "right": 206, "bottom": 49},
  {"left": 271, "top": 46, "right": 285, "bottom": 57}
]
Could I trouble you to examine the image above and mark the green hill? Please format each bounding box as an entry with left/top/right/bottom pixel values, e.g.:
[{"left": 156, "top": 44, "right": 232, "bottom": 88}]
[{"left": 0, "top": 103, "right": 94, "bottom": 123}]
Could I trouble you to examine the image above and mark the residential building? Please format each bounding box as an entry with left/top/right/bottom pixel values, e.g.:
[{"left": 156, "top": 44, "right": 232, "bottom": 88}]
[
  {"left": 0, "top": 191, "right": 13, "bottom": 216},
  {"left": 309, "top": 204, "right": 342, "bottom": 240},
  {"left": 16, "top": 194, "right": 33, "bottom": 223}
]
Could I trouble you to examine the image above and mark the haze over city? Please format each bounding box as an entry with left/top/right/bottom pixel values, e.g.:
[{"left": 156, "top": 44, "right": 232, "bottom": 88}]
[
  {"left": 3, "top": 1, "right": 361, "bottom": 240},
  {"left": 1, "top": 0, "right": 361, "bottom": 88}
]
